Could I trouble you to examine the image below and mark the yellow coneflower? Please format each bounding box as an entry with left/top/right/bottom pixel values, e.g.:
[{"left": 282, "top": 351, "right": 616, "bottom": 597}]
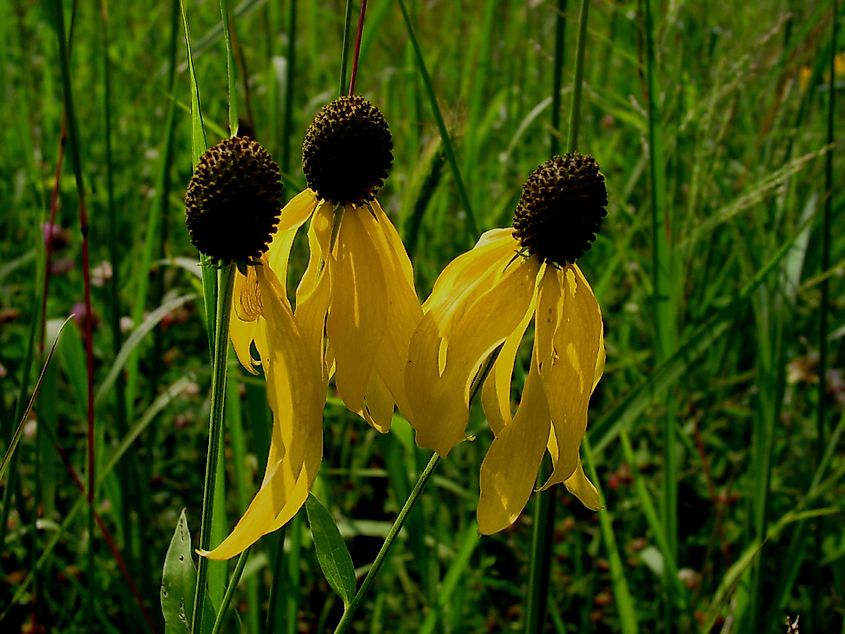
[
  {"left": 406, "top": 153, "right": 607, "bottom": 535},
  {"left": 269, "top": 96, "right": 422, "bottom": 433},
  {"left": 185, "top": 137, "right": 324, "bottom": 560}
]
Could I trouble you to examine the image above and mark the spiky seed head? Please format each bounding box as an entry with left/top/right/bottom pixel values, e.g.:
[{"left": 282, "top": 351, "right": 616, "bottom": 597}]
[
  {"left": 302, "top": 96, "right": 393, "bottom": 206},
  {"left": 185, "top": 137, "right": 283, "bottom": 263},
  {"left": 513, "top": 153, "right": 607, "bottom": 267}
]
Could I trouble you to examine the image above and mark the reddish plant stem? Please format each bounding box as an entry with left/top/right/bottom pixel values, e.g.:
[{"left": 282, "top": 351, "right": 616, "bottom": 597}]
[
  {"left": 40, "top": 118, "right": 68, "bottom": 354},
  {"left": 79, "top": 206, "right": 94, "bottom": 511},
  {"left": 347, "top": 0, "right": 368, "bottom": 95},
  {"left": 43, "top": 424, "right": 157, "bottom": 633}
]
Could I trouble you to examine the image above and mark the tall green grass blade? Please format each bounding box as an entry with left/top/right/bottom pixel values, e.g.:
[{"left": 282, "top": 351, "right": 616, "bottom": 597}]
[
  {"left": 584, "top": 440, "right": 638, "bottom": 633},
  {"left": 397, "top": 0, "right": 478, "bottom": 240},
  {"left": 643, "top": 7, "right": 678, "bottom": 611},
  {"left": 179, "top": 0, "right": 216, "bottom": 355},
  {"left": 812, "top": 3, "right": 837, "bottom": 628},
  {"left": 219, "top": 0, "right": 239, "bottom": 136},
  {"left": 280, "top": 0, "right": 297, "bottom": 174}
]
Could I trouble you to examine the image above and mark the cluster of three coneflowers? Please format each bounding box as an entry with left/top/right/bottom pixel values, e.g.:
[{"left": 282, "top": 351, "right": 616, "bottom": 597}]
[{"left": 184, "top": 95, "right": 607, "bottom": 560}]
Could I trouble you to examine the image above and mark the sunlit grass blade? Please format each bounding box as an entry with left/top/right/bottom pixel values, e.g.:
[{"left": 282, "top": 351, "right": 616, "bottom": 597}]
[{"left": 583, "top": 440, "right": 638, "bottom": 633}]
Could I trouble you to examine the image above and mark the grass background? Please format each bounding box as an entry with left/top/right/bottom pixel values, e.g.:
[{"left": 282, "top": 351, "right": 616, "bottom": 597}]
[{"left": 0, "top": 0, "right": 843, "bottom": 631}]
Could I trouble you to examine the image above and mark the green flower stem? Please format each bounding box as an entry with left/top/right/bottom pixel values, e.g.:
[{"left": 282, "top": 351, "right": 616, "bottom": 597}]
[
  {"left": 338, "top": 0, "right": 353, "bottom": 96},
  {"left": 192, "top": 263, "right": 235, "bottom": 634},
  {"left": 526, "top": 1, "right": 590, "bottom": 632},
  {"left": 334, "top": 350, "right": 501, "bottom": 633},
  {"left": 211, "top": 548, "right": 249, "bottom": 634},
  {"left": 334, "top": 453, "right": 440, "bottom": 634}
]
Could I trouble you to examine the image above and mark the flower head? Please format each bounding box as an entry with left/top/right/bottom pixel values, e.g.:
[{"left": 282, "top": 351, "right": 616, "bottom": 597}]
[
  {"left": 406, "top": 154, "right": 607, "bottom": 534},
  {"left": 186, "top": 139, "right": 324, "bottom": 560},
  {"left": 205, "top": 98, "right": 422, "bottom": 560},
  {"left": 302, "top": 95, "right": 393, "bottom": 206},
  {"left": 185, "top": 136, "right": 283, "bottom": 263},
  {"left": 246, "top": 96, "right": 422, "bottom": 434}
]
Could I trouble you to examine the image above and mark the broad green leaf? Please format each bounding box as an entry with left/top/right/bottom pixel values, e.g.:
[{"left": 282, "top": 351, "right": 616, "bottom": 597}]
[
  {"left": 306, "top": 494, "right": 356, "bottom": 607},
  {"left": 161, "top": 509, "right": 214, "bottom": 634}
]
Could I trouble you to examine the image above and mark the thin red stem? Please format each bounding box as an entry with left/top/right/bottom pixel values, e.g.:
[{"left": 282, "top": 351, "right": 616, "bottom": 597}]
[
  {"left": 79, "top": 200, "right": 94, "bottom": 508},
  {"left": 347, "top": 0, "right": 368, "bottom": 95}
]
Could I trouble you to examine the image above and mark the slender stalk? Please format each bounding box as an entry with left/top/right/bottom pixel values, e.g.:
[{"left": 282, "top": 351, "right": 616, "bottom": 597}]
[
  {"left": 334, "top": 453, "right": 440, "bottom": 634},
  {"left": 526, "top": 3, "right": 589, "bottom": 631},
  {"left": 334, "top": 351, "right": 500, "bottom": 632},
  {"left": 643, "top": 0, "right": 676, "bottom": 627},
  {"left": 338, "top": 0, "right": 353, "bottom": 96},
  {"left": 191, "top": 264, "right": 236, "bottom": 634},
  {"left": 566, "top": 0, "right": 589, "bottom": 152},
  {"left": 397, "top": 0, "right": 479, "bottom": 239},
  {"left": 549, "top": 0, "right": 567, "bottom": 157},
  {"left": 347, "top": 0, "right": 368, "bottom": 95},
  {"left": 211, "top": 549, "right": 250, "bottom": 634},
  {"left": 280, "top": 0, "right": 297, "bottom": 174},
  {"left": 219, "top": 0, "right": 238, "bottom": 136},
  {"left": 812, "top": 4, "right": 836, "bottom": 629}
]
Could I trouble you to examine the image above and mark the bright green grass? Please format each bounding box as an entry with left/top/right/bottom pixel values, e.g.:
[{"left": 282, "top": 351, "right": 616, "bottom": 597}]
[{"left": 1, "top": 1, "right": 843, "bottom": 632}]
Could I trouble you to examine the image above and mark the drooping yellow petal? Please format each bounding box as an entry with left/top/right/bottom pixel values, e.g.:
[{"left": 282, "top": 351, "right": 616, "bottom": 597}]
[
  {"left": 423, "top": 229, "right": 518, "bottom": 325},
  {"left": 294, "top": 202, "right": 334, "bottom": 380},
  {"left": 477, "top": 352, "right": 550, "bottom": 534},
  {"left": 563, "top": 456, "right": 601, "bottom": 510},
  {"left": 202, "top": 263, "right": 323, "bottom": 560},
  {"left": 364, "top": 201, "right": 423, "bottom": 422},
  {"left": 370, "top": 200, "right": 414, "bottom": 285},
  {"left": 266, "top": 189, "right": 318, "bottom": 298},
  {"left": 326, "top": 206, "right": 388, "bottom": 416},
  {"left": 407, "top": 250, "right": 539, "bottom": 456},
  {"left": 480, "top": 290, "right": 536, "bottom": 435},
  {"left": 540, "top": 265, "right": 603, "bottom": 490}
]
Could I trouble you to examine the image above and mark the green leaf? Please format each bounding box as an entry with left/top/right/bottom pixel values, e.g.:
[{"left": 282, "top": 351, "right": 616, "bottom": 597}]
[
  {"left": 306, "top": 494, "right": 356, "bottom": 607},
  {"left": 161, "top": 509, "right": 214, "bottom": 634}
]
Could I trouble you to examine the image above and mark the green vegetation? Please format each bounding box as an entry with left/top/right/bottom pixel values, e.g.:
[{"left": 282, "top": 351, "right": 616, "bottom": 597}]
[{"left": 0, "top": 1, "right": 842, "bottom": 631}]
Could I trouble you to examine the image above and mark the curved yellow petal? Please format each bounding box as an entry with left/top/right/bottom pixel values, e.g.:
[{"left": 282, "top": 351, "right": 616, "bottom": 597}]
[
  {"left": 202, "top": 263, "right": 323, "bottom": 560},
  {"left": 364, "top": 202, "right": 423, "bottom": 423},
  {"left": 407, "top": 251, "right": 539, "bottom": 456},
  {"left": 563, "top": 456, "right": 601, "bottom": 510},
  {"left": 295, "top": 203, "right": 334, "bottom": 381},
  {"left": 477, "top": 352, "right": 550, "bottom": 534},
  {"left": 326, "top": 206, "right": 388, "bottom": 416},
  {"left": 266, "top": 189, "right": 318, "bottom": 305},
  {"left": 480, "top": 297, "right": 534, "bottom": 435},
  {"left": 424, "top": 229, "right": 518, "bottom": 323},
  {"left": 370, "top": 200, "right": 414, "bottom": 285},
  {"left": 540, "top": 265, "right": 603, "bottom": 490}
]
